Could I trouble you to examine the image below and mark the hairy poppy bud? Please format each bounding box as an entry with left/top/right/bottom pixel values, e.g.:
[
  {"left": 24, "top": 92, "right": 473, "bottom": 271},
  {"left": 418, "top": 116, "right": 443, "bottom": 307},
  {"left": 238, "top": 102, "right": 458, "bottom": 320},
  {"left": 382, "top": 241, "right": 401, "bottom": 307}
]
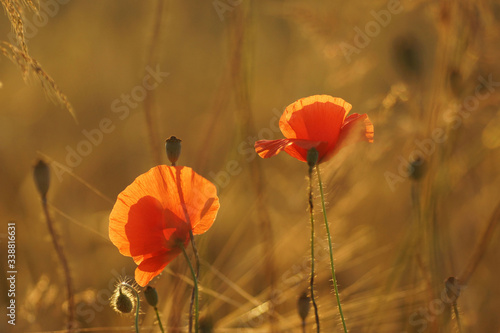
[
  {"left": 33, "top": 159, "right": 50, "bottom": 201},
  {"left": 165, "top": 136, "right": 182, "bottom": 166},
  {"left": 112, "top": 286, "right": 135, "bottom": 314},
  {"left": 297, "top": 291, "right": 311, "bottom": 321},
  {"left": 144, "top": 286, "right": 158, "bottom": 307},
  {"left": 307, "top": 147, "right": 319, "bottom": 172}
]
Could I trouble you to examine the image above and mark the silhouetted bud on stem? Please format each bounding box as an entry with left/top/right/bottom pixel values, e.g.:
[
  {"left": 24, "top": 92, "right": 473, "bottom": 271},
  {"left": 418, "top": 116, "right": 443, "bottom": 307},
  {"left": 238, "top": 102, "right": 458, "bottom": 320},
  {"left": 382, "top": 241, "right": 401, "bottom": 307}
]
[
  {"left": 297, "top": 291, "right": 311, "bottom": 322},
  {"left": 408, "top": 155, "right": 426, "bottom": 180},
  {"left": 33, "top": 159, "right": 50, "bottom": 201},
  {"left": 307, "top": 147, "right": 319, "bottom": 173},
  {"left": 144, "top": 286, "right": 158, "bottom": 307},
  {"left": 165, "top": 136, "right": 182, "bottom": 166},
  {"left": 444, "top": 277, "right": 461, "bottom": 302},
  {"left": 112, "top": 286, "right": 135, "bottom": 314}
]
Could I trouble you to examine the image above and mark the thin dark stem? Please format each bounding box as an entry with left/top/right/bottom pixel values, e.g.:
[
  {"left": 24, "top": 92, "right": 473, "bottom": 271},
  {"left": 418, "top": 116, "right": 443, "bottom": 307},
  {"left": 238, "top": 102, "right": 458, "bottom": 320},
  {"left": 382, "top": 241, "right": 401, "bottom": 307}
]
[
  {"left": 154, "top": 307, "right": 165, "bottom": 333},
  {"left": 308, "top": 169, "right": 320, "bottom": 333},
  {"left": 41, "top": 200, "right": 75, "bottom": 331},
  {"left": 188, "top": 230, "right": 200, "bottom": 333},
  {"left": 316, "top": 165, "right": 348, "bottom": 333},
  {"left": 181, "top": 244, "right": 199, "bottom": 333}
]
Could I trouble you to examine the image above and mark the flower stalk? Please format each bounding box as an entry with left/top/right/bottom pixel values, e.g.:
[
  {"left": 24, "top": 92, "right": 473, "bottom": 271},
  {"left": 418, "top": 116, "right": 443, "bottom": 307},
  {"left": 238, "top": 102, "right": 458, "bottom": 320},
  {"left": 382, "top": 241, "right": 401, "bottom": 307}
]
[{"left": 316, "top": 165, "right": 348, "bottom": 333}]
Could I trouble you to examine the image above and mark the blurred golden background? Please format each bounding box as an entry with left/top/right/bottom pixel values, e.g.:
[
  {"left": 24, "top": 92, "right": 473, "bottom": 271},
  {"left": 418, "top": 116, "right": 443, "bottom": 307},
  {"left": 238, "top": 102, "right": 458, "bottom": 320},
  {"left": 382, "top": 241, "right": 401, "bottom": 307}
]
[{"left": 1, "top": 0, "right": 500, "bottom": 332}]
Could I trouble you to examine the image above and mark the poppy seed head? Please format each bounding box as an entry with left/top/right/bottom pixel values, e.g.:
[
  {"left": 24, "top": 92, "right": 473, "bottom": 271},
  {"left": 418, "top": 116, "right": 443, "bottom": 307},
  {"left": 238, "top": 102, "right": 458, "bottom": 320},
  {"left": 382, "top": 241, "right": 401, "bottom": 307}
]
[
  {"left": 165, "top": 136, "right": 182, "bottom": 166},
  {"left": 297, "top": 291, "right": 311, "bottom": 321},
  {"left": 33, "top": 159, "right": 50, "bottom": 201}
]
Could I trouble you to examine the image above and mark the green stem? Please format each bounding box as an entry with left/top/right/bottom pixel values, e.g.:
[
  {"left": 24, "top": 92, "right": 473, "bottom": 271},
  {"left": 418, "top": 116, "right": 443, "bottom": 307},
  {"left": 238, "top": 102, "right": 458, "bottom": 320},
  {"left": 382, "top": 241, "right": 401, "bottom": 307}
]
[
  {"left": 453, "top": 302, "right": 463, "bottom": 333},
  {"left": 315, "top": 165, "right": 348, "bottom": 333},
  {"left": 121, "top": 282, "right": 140, "bottom": 333},
  {"left": 181, "top": 245, "right": 199, "bottom": 333},
  {"left": 308, "top": 169, "right": 321, "bottom": 333},
  {"left": 154, "top": 307, "right": 165, "bottom": 333}
]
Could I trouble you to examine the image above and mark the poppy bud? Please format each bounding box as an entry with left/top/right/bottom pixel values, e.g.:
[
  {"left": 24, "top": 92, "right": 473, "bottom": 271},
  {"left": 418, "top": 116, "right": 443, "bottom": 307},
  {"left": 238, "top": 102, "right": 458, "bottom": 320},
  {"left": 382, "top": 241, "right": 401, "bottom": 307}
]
[
  {"left": 144, "top": 285, "right": 158, "bottom": 307},
  {"left": 444, "top": 276, "right": 461, "bottom": 302},
  {"left": 297, "top": 291, "right": 311, "bottom": 321},
  {"left": 165, "top": 136, "right": 182, "bottom": 166},
  {"left": 33, "top": 159, "right": 50, "bottom": 201},
  {"left": 112, "top": 286, "right": 135, "bottom": 314},
  {"left": 307, "top": 147, "right": 319, "bottom": 171},
  {"left": 408, "top": 155, "right": 426, "bottom": 180}
]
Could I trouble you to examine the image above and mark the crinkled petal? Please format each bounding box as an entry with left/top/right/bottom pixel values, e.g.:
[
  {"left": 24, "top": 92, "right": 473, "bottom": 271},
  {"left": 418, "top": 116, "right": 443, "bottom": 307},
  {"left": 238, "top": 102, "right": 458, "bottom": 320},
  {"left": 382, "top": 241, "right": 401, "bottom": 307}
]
[
  {"left": 323, "top": 113, "right": 374, "bottom": 161},
  {"left": 255, "top": 138, "right": 327, "bottom": 162}
]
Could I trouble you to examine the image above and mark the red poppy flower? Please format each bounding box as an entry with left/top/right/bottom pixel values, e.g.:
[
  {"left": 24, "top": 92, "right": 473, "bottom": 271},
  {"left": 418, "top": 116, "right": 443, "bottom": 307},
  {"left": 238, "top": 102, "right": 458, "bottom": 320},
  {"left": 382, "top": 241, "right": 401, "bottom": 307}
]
[
  {"left": 109, "top": 165, "right": 219, "bottom": 287},
  {"left": 254, "top": 95, "right": 374, "bottom": 163}
]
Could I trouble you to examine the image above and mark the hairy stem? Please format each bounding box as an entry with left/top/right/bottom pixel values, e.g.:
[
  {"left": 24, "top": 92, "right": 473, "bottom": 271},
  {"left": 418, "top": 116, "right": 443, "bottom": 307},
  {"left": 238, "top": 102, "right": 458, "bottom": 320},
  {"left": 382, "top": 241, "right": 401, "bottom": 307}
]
[
  {"left": 308, "top": 169, "right": 320, "bottom": 332},
  {"left": 316, "top": 165, "right": 348, "bottom": 333}
]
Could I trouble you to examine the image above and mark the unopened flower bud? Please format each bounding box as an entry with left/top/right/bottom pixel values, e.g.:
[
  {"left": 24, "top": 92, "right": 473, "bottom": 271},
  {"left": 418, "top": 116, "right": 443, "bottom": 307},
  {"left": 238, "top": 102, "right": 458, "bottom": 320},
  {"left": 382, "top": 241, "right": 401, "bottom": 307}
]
[
  {"left": 165, "top": 136, "right": 182, "bottom": 166},
  {"left": 444, "top": 276, "right": 461, "bottom": 302},
  {"left": 307, "top": 147, "right": 319, "bottom": 172},
  {"left": 144, "top": 285, "right": 158, "bottom": 307},
  {"left": 113, "top": 287, "right": 134, "bottom": 314},
  {"left": 33, "top": 159, "right": 50, "bottom": 201},
  {"left": 297, "top": 291, "right": 310, "bottom": 321},
  {"left": 408, "top": 155, "right": 426, "bottom": 180}
]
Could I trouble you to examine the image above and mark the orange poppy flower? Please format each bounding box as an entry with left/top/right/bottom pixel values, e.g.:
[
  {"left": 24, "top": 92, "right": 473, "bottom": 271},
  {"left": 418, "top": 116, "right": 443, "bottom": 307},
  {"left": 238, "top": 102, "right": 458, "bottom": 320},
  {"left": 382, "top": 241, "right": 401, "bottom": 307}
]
[
  {"left": 255, "top": 95, "right": 374, "bottom": 163},
  {"left": 109, "top": 165, "right": 219, "bottom": 287}
]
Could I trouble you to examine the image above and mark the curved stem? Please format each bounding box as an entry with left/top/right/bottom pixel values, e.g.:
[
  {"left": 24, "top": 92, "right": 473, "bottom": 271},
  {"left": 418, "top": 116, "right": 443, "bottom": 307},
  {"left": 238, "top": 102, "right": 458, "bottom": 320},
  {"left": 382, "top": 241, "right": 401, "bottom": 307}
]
[
  {"left": 315, "top": 165, "right": 348, "bottom": 333},
  {"left": 120, "top": 282, "right": 140, "bottom": 333},
  {"left": 181, "top": 245, "right": 199, "bottom": 333},
  {"left": 41, "top": 201, "right": 75, "bottom": 331},
  {"left": 154, "top": 307, "right": 165, "bottom": 333},
  {"left": 308, "top": 169, "right": 320, "bottom": 332}
]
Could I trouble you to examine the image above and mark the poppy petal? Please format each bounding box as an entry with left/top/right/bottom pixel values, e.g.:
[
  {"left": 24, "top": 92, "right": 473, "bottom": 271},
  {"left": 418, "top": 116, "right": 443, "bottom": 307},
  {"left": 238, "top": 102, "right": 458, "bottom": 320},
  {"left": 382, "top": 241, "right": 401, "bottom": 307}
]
[
  {"left": 110, "top": 194, "right": 167, "bottom": 258},
  {"left": 323, "top": 113, "right": 374, "bottom": 161},
  {"left": 161, "top": 166, "right": 220, "bottom": 235},
  {"left": 134, "top": 250, "right": 181, "bottom": 286},
  {"left": 279, "top": 95, "right": 351, "bottom": 146},
  {"left": 254, "top": 139, "right": 293, "bottom": 159}
]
